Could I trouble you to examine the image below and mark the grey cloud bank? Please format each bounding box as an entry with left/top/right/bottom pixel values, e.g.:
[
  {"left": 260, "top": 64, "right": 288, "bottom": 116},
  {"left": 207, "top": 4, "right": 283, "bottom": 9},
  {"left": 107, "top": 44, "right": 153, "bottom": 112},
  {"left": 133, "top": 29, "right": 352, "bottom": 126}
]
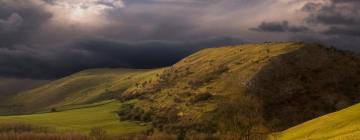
[
  {"left": 0, "top": 0, "right": 359, "bottom": 79},
  {"left": 0, "top": 37, "right": 243, "bottom": 79},
  {"left": 252, "top": 0, "right": 360, "bottom": 50}
]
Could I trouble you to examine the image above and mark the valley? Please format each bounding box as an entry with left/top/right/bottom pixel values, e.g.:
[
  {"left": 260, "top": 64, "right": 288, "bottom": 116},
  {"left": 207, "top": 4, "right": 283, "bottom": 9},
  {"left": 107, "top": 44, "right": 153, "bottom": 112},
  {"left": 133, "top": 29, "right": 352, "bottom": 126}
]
[{"left": 0, "top": 42, "right": 359, "bottom": 139}]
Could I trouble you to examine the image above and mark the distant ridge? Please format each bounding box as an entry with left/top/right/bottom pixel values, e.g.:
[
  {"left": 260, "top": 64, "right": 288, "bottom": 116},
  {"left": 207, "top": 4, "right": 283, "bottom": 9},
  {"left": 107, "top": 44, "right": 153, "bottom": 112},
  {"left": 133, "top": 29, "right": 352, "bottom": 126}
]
[{"left": 0, "top": 68, "right": 161, "bottom": 114}]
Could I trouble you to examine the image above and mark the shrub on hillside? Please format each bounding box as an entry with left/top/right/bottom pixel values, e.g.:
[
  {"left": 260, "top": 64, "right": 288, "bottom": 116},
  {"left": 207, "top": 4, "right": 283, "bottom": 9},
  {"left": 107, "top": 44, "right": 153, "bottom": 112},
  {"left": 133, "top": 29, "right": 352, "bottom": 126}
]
[
  {"left": 217, "top": 95, "right": 267, "bottom": 140},
  {"left": 118, "top": 103, "right": 135, "bottom": 116},
  {"left": 190, "top": 92, "right": 212, "bottom": 104},
  {"left": 51, "top": 107, "right": 57, "bottom": 112},
  {"left": 118, "top": 102, "right": 154, "bottom": 122},
  {"left": 151, "top": 106, "right": 180, "bottom": 131}
]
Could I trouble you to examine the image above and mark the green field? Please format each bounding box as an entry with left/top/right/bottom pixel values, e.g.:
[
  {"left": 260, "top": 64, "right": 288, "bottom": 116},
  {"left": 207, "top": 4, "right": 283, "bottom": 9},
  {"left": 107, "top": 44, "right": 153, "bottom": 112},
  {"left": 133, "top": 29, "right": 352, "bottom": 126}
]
[
  {"left": 272, "top": 102, "right": 360, "bottom": 140},
  {"left": 0, "top": 100, "right": 149, "bottom": 136},
  {"left": 0, "top": 68, "right": 162, "bottom": 114}
]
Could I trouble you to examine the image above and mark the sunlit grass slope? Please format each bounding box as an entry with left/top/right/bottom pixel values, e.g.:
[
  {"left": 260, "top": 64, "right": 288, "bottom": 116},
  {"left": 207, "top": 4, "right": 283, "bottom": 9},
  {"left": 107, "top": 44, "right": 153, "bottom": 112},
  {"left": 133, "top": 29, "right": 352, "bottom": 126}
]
[
  {"left": 0, "top": 100, "right": 149, "bottom": 136},
  {"left": 1, "top": 68, "right": 162, "bottom": 114},
  {"left": 121, "top": 42, "right": 360, "bottom": 135},
  {"left": 272, "top": 103, "right": 360, "bottom": 140}
]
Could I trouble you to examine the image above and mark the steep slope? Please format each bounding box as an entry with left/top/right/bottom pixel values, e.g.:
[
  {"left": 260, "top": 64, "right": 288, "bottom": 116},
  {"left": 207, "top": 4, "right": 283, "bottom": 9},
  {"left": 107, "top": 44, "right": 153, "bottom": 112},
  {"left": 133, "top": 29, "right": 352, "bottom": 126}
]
[
  {"left": 273, "top": 102, "right": 360, "bottom": 140},
  {"left": 247, "top": 45, "right": 360, "bottom": 131},
  {"left": 0, "top": 100, "right": 149, "bottom": 136},
  {"left": 0, "top": 68, "right": 162, "bottom": 114},
  {"left": 120, "top": 42, "right": 360, "bottom": 137}
]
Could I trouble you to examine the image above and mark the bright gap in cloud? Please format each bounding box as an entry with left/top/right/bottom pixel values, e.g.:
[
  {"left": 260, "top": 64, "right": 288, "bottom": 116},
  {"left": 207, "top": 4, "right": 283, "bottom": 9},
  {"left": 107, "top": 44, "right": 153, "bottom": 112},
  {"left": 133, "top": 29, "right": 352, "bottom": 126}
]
[{"left": 45, "top": 0, "right": 125, "bottom": 27}]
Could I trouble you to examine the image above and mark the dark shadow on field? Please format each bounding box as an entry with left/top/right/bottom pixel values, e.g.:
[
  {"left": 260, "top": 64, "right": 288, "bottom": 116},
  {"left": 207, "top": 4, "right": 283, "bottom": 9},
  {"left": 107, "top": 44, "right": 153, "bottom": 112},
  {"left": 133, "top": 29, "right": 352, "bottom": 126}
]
[{"left": 246, "top": 44, "right": 360, "bottom": 131}]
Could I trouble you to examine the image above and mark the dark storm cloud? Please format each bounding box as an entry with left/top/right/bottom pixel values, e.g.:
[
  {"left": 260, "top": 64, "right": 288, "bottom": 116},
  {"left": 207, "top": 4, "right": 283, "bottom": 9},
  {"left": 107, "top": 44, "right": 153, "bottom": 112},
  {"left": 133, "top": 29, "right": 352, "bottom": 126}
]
[
  {"left": 112, "top": 13, "right": 197, "bottom": 40},
  {"left": 251, "top": 21, "right": 309, "bottom": 33},
  {"left": 122, "top": 0, "right": 221, "bottom": 5},
  {"left": 3, "top": 0, "right": 360, "bottom": 79},
  {"left": 0, "top": 1, "right": 52, "bottom": 47},
  {"left": 294, "top": 0, "right": 360, "bottom": 51},
  {"left": 304, "top": 0, "right": 360, "bottom": 25},
  {"left": 0, "top": 13, "right": 23, "bottom": 32},
  {"left": 0, "top": 37, "right": 243, "bottom": 79},
  {"left": 249, "top": 0, "right": 360, "bottom": 51},
  {"left": 102, "top": 0, "right": 268, "bottom": 41},
  {"left": 324, "top": 26, "right": 360, "bottom": 37},
  {"left": 303, "top": 0, "right": 360, "bottom": 37},
  {"left": 0, "top": 0, "right": 252, "bottom": 79},
  {"left": 42, "top": 0, "right": 57, "bottom": 5}
]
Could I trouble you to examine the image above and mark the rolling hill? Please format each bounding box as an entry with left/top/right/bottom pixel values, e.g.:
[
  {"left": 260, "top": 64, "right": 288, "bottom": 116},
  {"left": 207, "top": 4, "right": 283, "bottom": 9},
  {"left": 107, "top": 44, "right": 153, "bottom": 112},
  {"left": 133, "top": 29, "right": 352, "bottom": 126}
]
[
  {"left": 273, "top": 102, "right": 360, "bottom": 140},
  {"left": 0, "top": 77, "right": 49, "bottom": 99},
  {"left": 120, "top": 42, "right": 360, "bottom": 137},
  {"left": 0, "top": 68, "right": 162, "bottom": 115},
  {"left": 1, "top": 42, "right": 360, "bottom": 139}
]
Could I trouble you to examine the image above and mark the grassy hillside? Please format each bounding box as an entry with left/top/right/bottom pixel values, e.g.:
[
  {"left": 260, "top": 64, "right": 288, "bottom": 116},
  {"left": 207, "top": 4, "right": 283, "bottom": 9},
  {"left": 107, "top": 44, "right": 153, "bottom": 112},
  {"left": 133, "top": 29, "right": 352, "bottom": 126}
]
[
  {"left": 0, "top": 77, "right": 49, "bottom": 98},
  {"left": 0, "top": 100, "right": 149, "bottom": 136},
  {"left": 1, "top": 42, "right": 359, "bottom": 139},
  {"left": 0, "top": 68, "right": 162, "bottom": 114},
  {"left": 120, "top": 42, "right": 360, "bottom": 138},
  {"left": 121, "top": 42, "right": 304, "bottom": 134},
  {"left": 273, "top": 102, "right": 360, "bottom": 140}
]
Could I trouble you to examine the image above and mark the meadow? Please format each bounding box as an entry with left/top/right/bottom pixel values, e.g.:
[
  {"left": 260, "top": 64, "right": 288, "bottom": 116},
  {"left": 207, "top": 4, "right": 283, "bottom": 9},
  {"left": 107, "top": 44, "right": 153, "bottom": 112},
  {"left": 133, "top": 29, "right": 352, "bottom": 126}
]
[{"left": 0, "top": 100, "right": 149, "bottom": 136}]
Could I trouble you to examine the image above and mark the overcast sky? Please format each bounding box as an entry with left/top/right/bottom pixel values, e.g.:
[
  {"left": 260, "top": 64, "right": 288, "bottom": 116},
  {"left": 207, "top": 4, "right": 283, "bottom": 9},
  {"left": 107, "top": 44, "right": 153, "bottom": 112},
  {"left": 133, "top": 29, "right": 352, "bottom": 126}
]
[{"left": 0, "top": 0, "right": 359, "bottom": 79}]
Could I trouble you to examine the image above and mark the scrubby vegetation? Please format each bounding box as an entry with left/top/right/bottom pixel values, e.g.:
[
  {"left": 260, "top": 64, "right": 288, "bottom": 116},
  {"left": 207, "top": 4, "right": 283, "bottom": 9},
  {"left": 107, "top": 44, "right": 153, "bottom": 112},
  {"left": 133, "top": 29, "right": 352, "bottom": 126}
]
[
  {"left": 248, "top": 44, "right": 360, "bottom": 130},
  {"left": 119, "top": 42, "right": 303, "bottom": 136},
  {"left": 0, "top": 122, "right": 90, "bottom": 140},
  {"left": 118, "top": 42, "right": 360, "bottom": 139}
]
